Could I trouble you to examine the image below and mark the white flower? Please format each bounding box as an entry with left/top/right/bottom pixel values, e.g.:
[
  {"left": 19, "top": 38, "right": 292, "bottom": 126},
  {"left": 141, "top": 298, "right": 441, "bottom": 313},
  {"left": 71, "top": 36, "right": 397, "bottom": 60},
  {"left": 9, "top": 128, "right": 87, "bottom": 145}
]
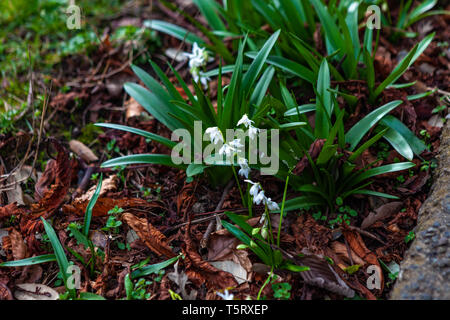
[
  {"left": 248, "top": 126, "right": 260, "bottom": 140},
  {"left": 191, "top": 67, "right": 210, "bottom": 89},
  {"left": 266, "top": 198, "right": 280, "bottom": 211},
  {"left": 183, "top": 43, "right": 211, "bottom": 89},
  {"left": 229, "top": 138, "right": 244, "bottom": 150},
  {"left": 259, "top": 213, "right": 266, "bottom": 224},
  {"left": 205, "top": 127, "right": 223, "bottom": 145},
  {"left": 219, "top": 143, "right": 235, "bottom": 157},
  {"left": 245, "top": 180, "right": 261, "bottom": 198},
  {"left": 237, "top": 114, "right": 254, "bottom": 128},
  {"left": 238, "top": 157, "right": 250, "bottom": 178},
  {"left": 184, "top": 43, "right": 207, "bottom": 68},
  {"left": 254, "top": 190, "right": 266, "bottom": 205},
  {"left": 216, "top": 289, "right": 234, "bottom": 300}
]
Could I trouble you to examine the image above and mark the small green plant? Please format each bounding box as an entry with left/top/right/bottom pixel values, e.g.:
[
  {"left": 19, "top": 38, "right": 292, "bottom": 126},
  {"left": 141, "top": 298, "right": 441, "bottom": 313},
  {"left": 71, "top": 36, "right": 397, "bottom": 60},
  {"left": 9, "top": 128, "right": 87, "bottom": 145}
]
[
  {"left": 102, "top": 205, "right": 124, "bottom": 234},
  {"left": 281, "top": 60, "right": 419, "bottom": 213},
  {"left": 125, "top": 275, "right": 152, "bottom": 300},
  {"left": 405, "top": 231, "right": 415, "bottom": 244},
  {"left": 222, "top": 176, "right": 309, "bottom": 278},
  {"left": 97, "top": 33, "right": 287, "bottom": 186},
  {"left": 272, "top": 282, "right": 291, "bottom": 300},
  {"left": 379, "top": 0, "right": 449, "bottom": 41}
]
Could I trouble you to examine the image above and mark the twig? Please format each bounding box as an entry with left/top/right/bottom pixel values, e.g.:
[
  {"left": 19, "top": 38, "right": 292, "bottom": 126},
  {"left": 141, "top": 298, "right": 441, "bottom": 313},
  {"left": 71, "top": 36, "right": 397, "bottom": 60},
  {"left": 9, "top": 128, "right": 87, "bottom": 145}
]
[
  {"left": 343, "top": 236, "right": 354, "bottom": 266},
  {"left": 200, "top": 179, "right": 234, "bottom": 248},
  {"left": 347, "top": 225, "right": 387, "bottom": 246}
]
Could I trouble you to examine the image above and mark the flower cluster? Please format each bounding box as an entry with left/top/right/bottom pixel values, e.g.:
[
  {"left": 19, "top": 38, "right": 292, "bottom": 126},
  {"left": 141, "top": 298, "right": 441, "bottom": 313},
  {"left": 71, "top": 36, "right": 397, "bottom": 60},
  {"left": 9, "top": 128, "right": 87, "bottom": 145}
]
[
  {"left": 205, "top": 114, "right": 256, "bottom": 179},
  {"left": 245, "top": 180, "right": 279, "bottom": 239},
  {"left": 236, "top": 114, "right": 259, "bottom": 140},
  {"left": 245, "top": 180, "right": 279, "bottom": 211},
  {"left": 206, "top": 115, "right": 279, "bottom": 239},
  {"left": 183, "top": 42, "right": 211, "bottom": 88}
]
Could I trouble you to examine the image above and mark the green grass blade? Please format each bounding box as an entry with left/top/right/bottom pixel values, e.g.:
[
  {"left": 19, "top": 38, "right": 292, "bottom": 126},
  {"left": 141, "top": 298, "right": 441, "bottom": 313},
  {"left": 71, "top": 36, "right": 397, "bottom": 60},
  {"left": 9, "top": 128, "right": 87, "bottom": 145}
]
[
  {"left": 131, "top": 255, "right": 181, "bottom": 279},
  {"left": 373, "top": 33, "right": 434, "bottom": 100},
  {"left": 41, "top": 217, "right": 74, "bottom": 296},
  {"left": 380, "top": 115, "right": 427, "bottom": 156},
  {"left": 383, "top": 128, "right": 414, "bottom": 161},
  {"left": 124, "top": 82, "right": 183, "bottom": 131},
  {"left": 144, "top": 20, "right": 205, "bottom": 44},
  {"left": 0, "top": 254, "right": 56, "bottom": 267},
  {"left": 83, "top": 173, "right": 102, "bottom": 237},
  {"left": 345, "top": 189, "right": 399, "bottom": 200},
  {"left": 250, "top": 66, "right": 275, "bottom": 108},
  {"left": 101, "top": 154, "right": 186, "bottom": 169},
  {"left": 349, "top": 162, "right": 416, "bottom": 188},
  {"left": 95, "top": 123, "right": 177, "bottom": 149},
  {"left": 346, "top": 100, "right": 403, "bottom": 151},
  {"left": 246, "top": 52, "right": 316, "bottom": 84},
  {"left": 242, "top": 30, "right": 280, "bottom": 96},
  {"left": 193, "top": 0, "right": 227, "bottom": 31}
]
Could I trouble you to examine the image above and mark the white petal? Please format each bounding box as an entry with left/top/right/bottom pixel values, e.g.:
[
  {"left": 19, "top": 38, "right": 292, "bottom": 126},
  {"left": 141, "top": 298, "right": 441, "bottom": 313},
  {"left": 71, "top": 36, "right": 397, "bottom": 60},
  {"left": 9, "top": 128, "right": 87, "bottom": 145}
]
[{"left": 248, "top": 126, "right": 259, "bottom": 140}]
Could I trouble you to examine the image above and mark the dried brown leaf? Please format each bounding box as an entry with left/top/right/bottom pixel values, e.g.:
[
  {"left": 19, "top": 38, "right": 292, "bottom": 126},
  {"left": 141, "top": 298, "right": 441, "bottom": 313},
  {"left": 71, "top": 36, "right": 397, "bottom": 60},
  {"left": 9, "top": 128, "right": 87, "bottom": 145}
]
[
  {"left": 122, "top": 212, "right": 175, "bottom": 258},
  {"left": 125, "top": 97, "right": 144, "bottom": 120},
  {"left": 183, "top": 221, "right": 238, "bottom": 290},
  {"left": 63, "top": 197, "right": 162, "bottom": 217},
  {"left": 69, "top": 140, "right": 99, "bottom": 163},
  {"left": 9, "top": 228, "right": 27, "bottom": 261},
  {"left": 361, "top": 201, "right": 403, "bottom": 229},
  {"left": 30, "top": 140, "right": 74, "bottom": 219}
]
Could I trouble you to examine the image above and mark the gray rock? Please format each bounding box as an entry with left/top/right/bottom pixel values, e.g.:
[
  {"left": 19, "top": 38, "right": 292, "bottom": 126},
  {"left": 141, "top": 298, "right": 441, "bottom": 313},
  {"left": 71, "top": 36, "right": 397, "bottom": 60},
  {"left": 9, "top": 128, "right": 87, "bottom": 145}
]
[{"left": 390, "top": 122, "right": 450, "bottom": 300}]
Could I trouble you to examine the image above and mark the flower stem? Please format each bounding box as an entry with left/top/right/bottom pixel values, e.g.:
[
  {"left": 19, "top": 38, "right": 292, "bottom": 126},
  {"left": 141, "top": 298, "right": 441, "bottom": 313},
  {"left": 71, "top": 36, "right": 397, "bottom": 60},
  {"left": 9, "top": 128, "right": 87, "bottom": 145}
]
[
  {"left": 247, "top": 187, "right": 253, "bottom": 217},
  {"left": 277, "top": 173, "right": 290, "bottom": 248},
  {"left": 231, "top": 165, "right": 246, "bottom": 207},
  {"left": 257, "top": 266, "right": 274, "bottom": 300}
]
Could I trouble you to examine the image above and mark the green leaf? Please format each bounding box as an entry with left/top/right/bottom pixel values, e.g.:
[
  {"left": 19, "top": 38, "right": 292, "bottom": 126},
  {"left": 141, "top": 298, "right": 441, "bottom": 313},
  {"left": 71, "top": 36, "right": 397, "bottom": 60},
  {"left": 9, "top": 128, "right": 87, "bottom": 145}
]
[
  {"left": 124, "top": 82, "right": 183, "bottom": 132},
  {"left": 131, "top": 255, "right": 181, "bottom": 279},
  {"left": 68, "top": 224, "right": 91, "bottom": 249},
  {"left": 124, "top": 274, "right": 133, "bottom": 300},
  {"left": 221, "top": 220, "right": 271, "bottom": 265},
  {"left": 380, "top": 115, "right": 427, "bottom": 155},
  {"left": 406, "top": 0, "right": 437, "bottom": 27},
  {"left": 279, "top": 196, "right": 323, "bottom": 213},
  {"left": 383, "top": 128, "right": 414, "bottom": 161},
  {"left": 101, "top": 154, "right": 186, "bottom": 169},
  {"left": 346, "top": 189, "right": 399, "bottom": 199},
  {"left": 350, "top": 162, "right": 416, "bottom": 188},
  {"left": 201, "top": 64, "right": 250, "bottom": 78},
  {"left": 315, "top": 59, "right": 332, "bottom": 138},
  {"left": 407, "top": 89, "right": 436, "bottom": 101},
  {"left": 279, "top": 122, "right": 307, "bottom": 130},
  {"left": 0, "top": 254, "right": 56, "bottom": 267},
  {"left": 144, "top": 20, "right": 205, "bottom": 44},
  {"left": 250, "top": 66, "right": 275, "bottom": 107},
  {"left": 348, "top": 128, "right": 388, "bottom": 163},
  {"left": 41, "top": 218, "right": 75, "bottom": 296},
  {"left": 346, "top": 100, "right": 403, "bottom": 151},
  {"left": 186, "top": 163, "right": 206, "bottom": 177},
  {"left": 78, "top": 292, "right": 106, "bottom": 300},
  {"left": 242, "top": 30, "right": 280, "bottom": 95},
  {"left": 284, "top": 104, "right": 316, "bottom": 117},
  {"left": 95, "top": 123, "right": 177, "bottom": 149},
  {"left": 246, "top": 53, "right": 316, "bottom": 84},
  {"left": 281, "top": 261, "right": 310, "bottom": 272},
  {"left": 372, "top": 33, "right": 434, "bottom": 100},
  {"left": 193, "top": 0, "right": 226, "bottom": 31},
  {"left": 83, "top": 173, "right": 102, "bottom": 237}
]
